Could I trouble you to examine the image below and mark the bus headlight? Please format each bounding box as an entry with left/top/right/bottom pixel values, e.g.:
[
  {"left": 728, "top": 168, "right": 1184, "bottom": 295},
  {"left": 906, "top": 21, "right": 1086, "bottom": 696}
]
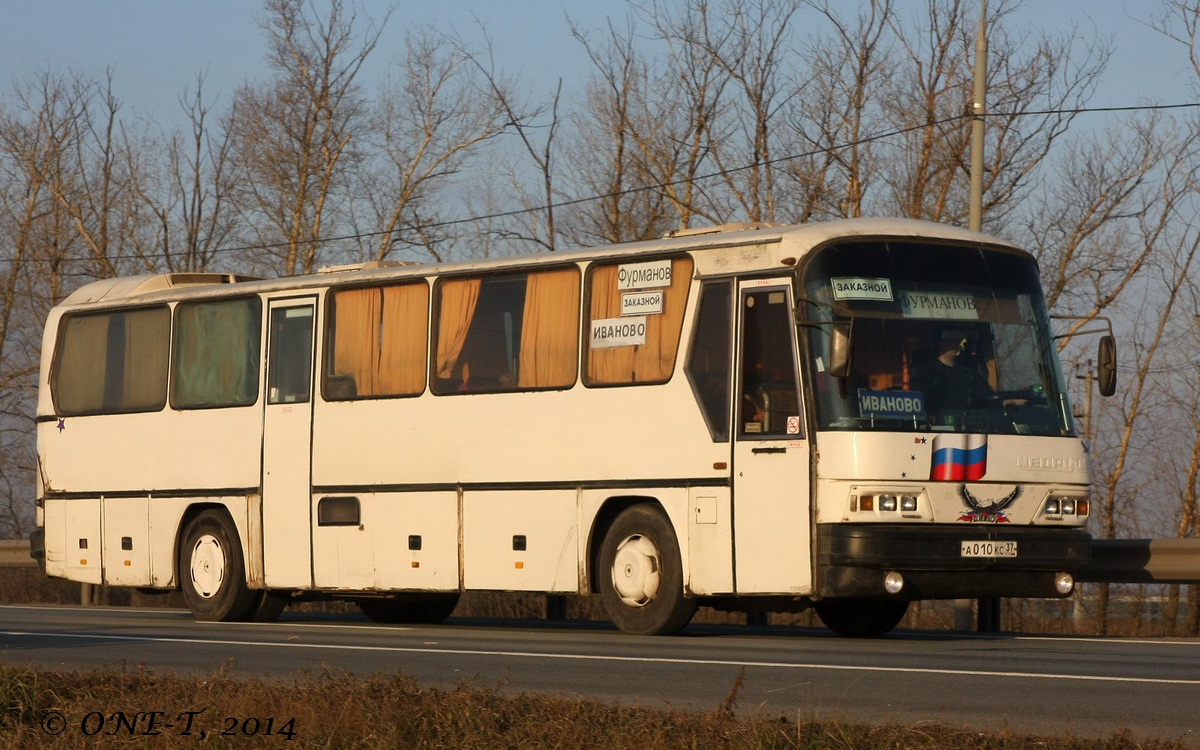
[
  {"left": 1054, "top": 572, "right": 1074, "bottom": 595},
  {"left": 879, "top": 494, "right": 897, "bottom": 512},
  {"left": 900, "top": 495, "right": 918, "bottom": 512},
  {"left": 1043, "top": 496, "right": 1088, "bottom": 518},
  {"left": 884, "top": 571, "right": 905, "bottom": 594}
]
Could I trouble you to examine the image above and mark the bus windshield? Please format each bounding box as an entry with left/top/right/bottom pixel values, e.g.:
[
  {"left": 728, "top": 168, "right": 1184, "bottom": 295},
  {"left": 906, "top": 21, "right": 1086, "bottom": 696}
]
[{"left": 802, "top": 240, "right": 1074, "bottom": 437}]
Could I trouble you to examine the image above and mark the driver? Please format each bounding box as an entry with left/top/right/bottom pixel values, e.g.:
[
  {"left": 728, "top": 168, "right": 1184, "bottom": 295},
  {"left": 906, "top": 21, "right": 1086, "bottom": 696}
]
[{"left": 912, "top": 329, "right": 996, "bottom": 415}]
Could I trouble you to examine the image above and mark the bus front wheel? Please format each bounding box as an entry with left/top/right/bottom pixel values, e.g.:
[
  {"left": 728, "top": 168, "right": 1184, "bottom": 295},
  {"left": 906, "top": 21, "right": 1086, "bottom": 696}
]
[
  {"left": 179, "top": 509, "right": 258, "bottom": 622},
  {"left": 598, "top": 504, "right": 697, "bottom": 635},
  {"left": 814, "top": 597, "right": 909, "bottom": 638}
]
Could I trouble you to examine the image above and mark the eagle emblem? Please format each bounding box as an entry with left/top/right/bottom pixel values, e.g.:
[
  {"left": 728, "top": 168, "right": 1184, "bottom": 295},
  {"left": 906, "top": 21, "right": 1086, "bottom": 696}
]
[{"left": 957, "top": 484, "right": 1020, "bottom": 523}]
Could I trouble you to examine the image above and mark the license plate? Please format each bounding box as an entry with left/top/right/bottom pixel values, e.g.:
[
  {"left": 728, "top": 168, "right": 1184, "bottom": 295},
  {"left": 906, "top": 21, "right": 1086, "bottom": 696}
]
[{"left": 961, "top": 540, "right": 1017, "bottom": 558}]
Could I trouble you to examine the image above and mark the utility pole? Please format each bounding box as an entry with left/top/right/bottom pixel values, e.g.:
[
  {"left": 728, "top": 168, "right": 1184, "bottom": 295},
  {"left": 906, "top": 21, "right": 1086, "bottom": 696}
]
[
  {"left": 968, "top": 0, "right": 988, "bottom": 232},
  {"left": 957, "top": 0, "right": 993, "bottom": 633}
]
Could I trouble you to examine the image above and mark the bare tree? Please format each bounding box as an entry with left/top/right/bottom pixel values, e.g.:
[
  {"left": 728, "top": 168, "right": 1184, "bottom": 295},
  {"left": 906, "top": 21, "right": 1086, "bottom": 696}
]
[
  {"left": 127, "top": 75, "right": 239, "bottom": 272},
  {"left": 639, "top": 0, "right": 803, "bottom": 223},
  {"left": 12, "top": 70, "right": 146, "bottom": 281},
  {"left": 563, "top": 16, "right": 682, "bottom": 244},
  {"left": 0, "top": 71, "right": 104, "bottom": 536},
  {"left": 1151, "top": 0, "right": 1200, "bottom": 81},
  {"left": 357, "top": 30, "right": 510, "bottom": 263},
  {"left": 458, "top": 29, "right": 563, "bottom": 254},
  {"left": 1026, "top": 115, "right": 1174, "bottom": 319},
  {"left": 878, "top": 0, "right": 1106, "bottom": 224},
  {"left": 788, "top": 0, "right": 894, "bottom": 221},
  {"left": 228, "top": 0, "right": 386, "bottom": 275},
  {"left": 1148, "top": 0, "right": 1200, "bottom": 635}
]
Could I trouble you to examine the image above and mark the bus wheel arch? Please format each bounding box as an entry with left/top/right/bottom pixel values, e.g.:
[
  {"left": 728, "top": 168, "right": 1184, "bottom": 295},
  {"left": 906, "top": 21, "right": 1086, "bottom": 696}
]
[
  {"left": 177, "top": 507, "right": 259, "bottom": 622},
  {"left": 587, "top": 496, "right": 662, "bottom": 594},
  {"left": 596, "top": 501, "right": 697, "bottom": 635}
]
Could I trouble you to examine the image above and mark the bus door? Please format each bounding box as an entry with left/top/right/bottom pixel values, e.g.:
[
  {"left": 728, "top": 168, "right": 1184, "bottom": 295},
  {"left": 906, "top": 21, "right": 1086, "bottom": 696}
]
[
  {"left": 261, "top": 297, "right": 317, "bottom": 588},
  {"left": 732, "top": 280, "right": 813, "bottom": 594}
]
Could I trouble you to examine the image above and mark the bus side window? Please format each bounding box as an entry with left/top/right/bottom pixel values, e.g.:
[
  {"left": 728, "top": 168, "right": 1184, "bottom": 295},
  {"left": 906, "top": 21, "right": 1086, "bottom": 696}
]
[
  {"left": 326, "top": 282, "right": 429, "bottom": 400},
  {"left": 585, "top": 256, "right": 693, "bottom": 386},
  {"left": 433, "top": 268, "right": 579, "bottom": 394},
  {"left": 53, "top": 307, "right": 170, "bottom": 415},
  {"left": 686, "top": 282, "right": 732, "bottom": 441},
  {"left": 172, "top": 297, "right": 261, "bottom": 409}
]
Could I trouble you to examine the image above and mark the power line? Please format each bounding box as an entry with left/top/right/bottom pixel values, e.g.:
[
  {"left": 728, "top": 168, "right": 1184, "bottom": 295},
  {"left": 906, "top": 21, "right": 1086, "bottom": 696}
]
[{"left": 10, "top": 100, "right": 1200, "bottom": 267}]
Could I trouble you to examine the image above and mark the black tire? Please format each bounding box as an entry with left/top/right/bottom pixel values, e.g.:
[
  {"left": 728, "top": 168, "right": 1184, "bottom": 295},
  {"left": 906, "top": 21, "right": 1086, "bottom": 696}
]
[
  {"left": 247, "top": 591, "right": 289, "bottom": 623},
  {"left": 358, "top": 593, "right": 461, "bottom": 624},
  {"left": 178, "top": 509, "right": 259, "bottom": 622},
  {"left": 598, "top": 503, "right": 697, "bottom": 635},
  {"left": 814, "top": 597, "right": 909, "bottom": 638}
]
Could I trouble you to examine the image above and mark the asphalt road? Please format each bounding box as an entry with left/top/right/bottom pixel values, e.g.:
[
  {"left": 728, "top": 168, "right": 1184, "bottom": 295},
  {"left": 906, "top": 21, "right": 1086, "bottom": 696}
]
[{"left": 1, "top": 604, "right": 1197, "bottom": 744}]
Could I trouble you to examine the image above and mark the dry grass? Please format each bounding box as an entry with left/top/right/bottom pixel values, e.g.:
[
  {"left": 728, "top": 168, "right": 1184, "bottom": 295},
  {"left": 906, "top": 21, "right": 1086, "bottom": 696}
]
[{"left": 0, "top": 664, "right": 1190, "bottom": 750}]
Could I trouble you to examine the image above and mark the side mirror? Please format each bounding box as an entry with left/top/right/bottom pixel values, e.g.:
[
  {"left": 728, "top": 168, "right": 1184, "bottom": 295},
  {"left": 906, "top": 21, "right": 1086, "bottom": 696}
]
[
  {"left": 829, "top": 319, "right": 853, "bottom": 379},
  {"left": 1097, "top": 334, "right": 1116, "bottom": 397}
]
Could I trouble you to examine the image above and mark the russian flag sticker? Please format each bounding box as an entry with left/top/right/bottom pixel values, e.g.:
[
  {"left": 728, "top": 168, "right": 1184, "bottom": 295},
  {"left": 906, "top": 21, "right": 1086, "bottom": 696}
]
[{"left": 930, "top": 434, "right": 987, "bottom": 481}]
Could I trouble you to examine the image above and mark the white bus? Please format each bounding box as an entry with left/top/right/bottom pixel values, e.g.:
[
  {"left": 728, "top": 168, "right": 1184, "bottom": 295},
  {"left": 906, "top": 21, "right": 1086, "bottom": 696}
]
[{"left": 30, "top": 218, "right": 1114, "bottom": 636}]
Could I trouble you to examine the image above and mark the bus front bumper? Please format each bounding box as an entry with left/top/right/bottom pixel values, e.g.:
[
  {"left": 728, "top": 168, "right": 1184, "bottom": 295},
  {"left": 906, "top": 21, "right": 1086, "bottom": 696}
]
[{"left": 816, "top": 524, "right": 1092, "bottom": 600}]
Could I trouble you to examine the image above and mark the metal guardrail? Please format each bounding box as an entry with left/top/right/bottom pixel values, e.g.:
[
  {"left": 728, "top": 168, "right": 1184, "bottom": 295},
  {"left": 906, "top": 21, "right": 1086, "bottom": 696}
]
[
  {"left": 1078, "top": 538, "right": 1200, "bottom": 584},
  {"left": 0, "top": 539, "right": 38, "bottom": 568},
  {"left": 4, "top": 537, "right": 1200, "bottom": 581}
]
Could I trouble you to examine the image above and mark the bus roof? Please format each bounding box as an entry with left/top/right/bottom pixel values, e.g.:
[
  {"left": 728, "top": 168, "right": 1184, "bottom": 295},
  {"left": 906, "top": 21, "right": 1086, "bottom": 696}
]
[{"left": 55, "top": 218, "right": 1022, "bottom": 308}]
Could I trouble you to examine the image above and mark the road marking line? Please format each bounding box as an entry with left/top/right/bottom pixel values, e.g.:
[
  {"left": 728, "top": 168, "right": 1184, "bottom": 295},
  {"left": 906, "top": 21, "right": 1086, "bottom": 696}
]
[{"left": 4, "top": 629, "right": 1199, "bottom": 686}]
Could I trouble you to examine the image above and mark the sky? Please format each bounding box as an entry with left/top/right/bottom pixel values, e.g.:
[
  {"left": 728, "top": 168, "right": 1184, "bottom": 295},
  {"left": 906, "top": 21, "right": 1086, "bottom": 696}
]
[{"left": 0, "top": 0, "right": 1195, "bottom": 134}]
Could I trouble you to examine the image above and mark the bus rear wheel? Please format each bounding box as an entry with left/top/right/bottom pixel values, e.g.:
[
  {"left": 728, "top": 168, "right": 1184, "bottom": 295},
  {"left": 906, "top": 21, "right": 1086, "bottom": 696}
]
[
  {"left": 598, "top": 504, "right": 697, "bottom": 636},
  {"left": 248, "top": 590, "right": 289, "bottom": 623},
  {"left": 179, "top": 509, "right": 258, "bottom": 622},
  {"left": 358, "top": 593, "right": 461, "bottom": 624},
  {"left": 814, "top": 597, "right": 909, "bottom": 638}
]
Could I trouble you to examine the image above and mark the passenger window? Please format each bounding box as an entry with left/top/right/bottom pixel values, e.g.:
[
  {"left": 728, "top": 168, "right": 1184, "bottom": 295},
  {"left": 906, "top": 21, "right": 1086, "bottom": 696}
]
[
  {"left": 53, "top": 307, "right": 170, "bottom": 415},
  {"left": 686, "top": 282, "right": 732, "bottom": 441},
  {"left": 326, "top": 282, "right": 429, "bottom": 399},
  {"left": 585, "top": 256, "right": 693, "bottom": 386},
  {"left": 433, "top": 268, "right": 579, "bottom": 394},
  {"left": 172, "top": 298, "right": 261, "bottom": 409}
]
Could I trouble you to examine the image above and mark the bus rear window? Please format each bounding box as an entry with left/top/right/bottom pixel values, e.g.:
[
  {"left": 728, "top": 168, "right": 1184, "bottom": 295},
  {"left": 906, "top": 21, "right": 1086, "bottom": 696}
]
[{"left": 53, "top": 306, "right": 170, "bottom": 415}]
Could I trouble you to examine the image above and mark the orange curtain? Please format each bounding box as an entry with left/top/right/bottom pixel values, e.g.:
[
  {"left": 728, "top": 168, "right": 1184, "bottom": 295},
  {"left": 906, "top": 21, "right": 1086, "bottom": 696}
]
[
  {"left": 330, "top": 288, "right": 381, "bottom": 394},
  {"left": 585, "top": 265, "right": 624, "bottom": 383},
  {"left": 378, "top": 283, "right": 429, "bottom": 395},
  {"left": 586, "top": 257, "right": 692, "bottom": 384},
  {"left": 330, "top": 284, "right": 430, "bottom": 397},
  {"left": 636, "top": 257, "right": 692, "bottom": 380},
  {"left": 435, "top": 278, "right": 481, "bottom": 379},
  {"left": 518, "top": 268, "right": 579, "bottom": 388}
]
